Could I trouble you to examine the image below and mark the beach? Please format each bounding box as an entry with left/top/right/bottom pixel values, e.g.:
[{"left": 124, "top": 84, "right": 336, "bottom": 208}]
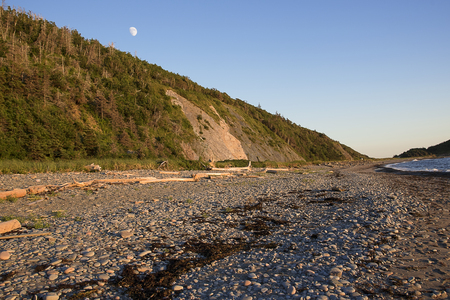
[{"left": 0, "top": 161, "right": 449, "bottom": 300}]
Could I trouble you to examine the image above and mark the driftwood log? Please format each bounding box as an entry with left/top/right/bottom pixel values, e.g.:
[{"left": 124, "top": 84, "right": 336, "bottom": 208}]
[
  {"left": 264, "top": 168, "right": 290, "bottom": 174},
  {"left": 211, "top": 161, "right": 252, "bottom": 172},
  {"left": 0, "top": 232, "right": 51, "bottom": 240},
  {"left": 0, "top": 189, "right": 27, "bottom": 200},
  {"left": 0, "top": 172, "right": 245, "bottom": 200}
]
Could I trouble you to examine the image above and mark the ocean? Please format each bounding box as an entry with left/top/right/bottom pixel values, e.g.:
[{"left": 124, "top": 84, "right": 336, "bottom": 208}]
[{"left": 385, "top": 157, "right": 450, "bottom": 173}]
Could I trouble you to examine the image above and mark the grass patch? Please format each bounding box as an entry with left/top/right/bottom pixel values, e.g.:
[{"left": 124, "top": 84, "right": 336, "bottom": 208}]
[
  {"left": 53, "top": 211, "right": 66, "bottom": 218},
  {"left": 5, "top": 195, "right": 18, "bottom": 203},
  {"left": 0, "top": 158, "right": 209, "bottom": 174},
  {"left": 27, "top": 194, "right": 42, "bottom": 201},
  {"left": 0, "top": 214, "right": 50, "bottom": 229}
]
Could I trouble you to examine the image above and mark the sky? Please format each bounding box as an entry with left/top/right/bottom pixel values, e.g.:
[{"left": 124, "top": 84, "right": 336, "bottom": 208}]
[{"left": 8, "top": 0, "right": 450, "bottom": 158}]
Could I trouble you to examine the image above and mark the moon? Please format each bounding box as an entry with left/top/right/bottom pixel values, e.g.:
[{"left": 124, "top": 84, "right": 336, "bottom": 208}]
[{"left": 129, "top": 27, "right": 137, "bottom": 36}]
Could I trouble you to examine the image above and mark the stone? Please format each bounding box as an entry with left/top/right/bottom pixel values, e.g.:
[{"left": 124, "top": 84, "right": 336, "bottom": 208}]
[
  {"left": 42, "top": 293, "right": 59, "bottom": 300},
  {"left": 0, "top": 219, "right": 21, "bottom": 234},
  {"left": 119, "top": 230, "right": 133, "bottom": 238},
  {"left": 0, "top": 251, "right": 11, "bottom": 260},
  {"left": 287, "top": 285, "right": 296, "bottom": 295},
  {"left": 50, "top": 259, "right": 62, "bottom": 266},
  {"left": 82, "top": 251, "right": 95, "bottom": 257},
  {"left": 64, "top": 267, "right": 75, "bottom": 274},
  {"left": 244, "top": 280, "right": 252, "bottom": 286},
  {"left": 98, "top": 274, "right": 110, "bottom": 281},
  {"left": 173, "top": 285, "right": 183, "bottom": 291},
  {"left": 330, "top": 267, "right": 343, "bottom": 277},
  {"left": 48, "top": 274, "right": 58, "bottom": 280},
  {"left": 139, "top": 250, "right": 152, "bottom": 257}
]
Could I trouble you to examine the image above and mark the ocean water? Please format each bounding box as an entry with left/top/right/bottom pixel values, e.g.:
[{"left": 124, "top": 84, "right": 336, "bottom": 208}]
[{"left": 385, "top": 157, "right": 450, "bottom": 173}]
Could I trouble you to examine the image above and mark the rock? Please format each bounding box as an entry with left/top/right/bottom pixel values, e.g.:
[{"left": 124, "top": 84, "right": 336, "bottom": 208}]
[
  {"left": 248, "top": 273, "right": 257, "bottom": 279},
  {"left": 48, "top": 274, "right": 58, "bottom": 280},
  {"left": 98, "top": 274, "right": 110, "bottom": 281},
  {"left": 42, "top": 292, "right": 59, "bottom": 300},
  {"left": 0, "top": 219, "right": 21, "bottom": 234},
  {"left": 139, "top": 250, "right": 152, "bottom": 257},
  {"left": 173, "top": 285, "right": 183, "bottom": 291},
  {"left": 119, "top": 230, "right": 133, "bottom": 238},
  {"left": 0, "top": 251, "right": 11, "bottom": 260},
  {"left": 137, "top": 266, "right": 152, "bottom": 272},
  {"left": 330, "top": 267, "right": 343, "bottom": 277},
  {"left": 50, "top": 259, "right": 62, "bottom": 266},
  {"left": 244, "top": 280, "right": 252, "bottom": 286},
  {"left": 82, "top": 251, "right": 95, "bottom": 257},
  {"left": 287, "top": 285, "right": 296, "bottom": 295},
  {"left": 64, "top": 267, "right": 75, "bottom": 274}
]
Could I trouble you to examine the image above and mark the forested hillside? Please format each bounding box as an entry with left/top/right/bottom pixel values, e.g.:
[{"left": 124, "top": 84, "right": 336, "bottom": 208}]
[
  {"left": 395, "top": 139, "right": 450, "bottom": 158},
  {"left": 0, "top": 6, "right": 367, "bottom": 162}
]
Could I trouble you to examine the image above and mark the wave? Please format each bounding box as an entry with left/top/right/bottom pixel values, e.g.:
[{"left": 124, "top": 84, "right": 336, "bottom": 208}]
[{"left": 385, "top": 157, "right": 450, "bottom": 173}]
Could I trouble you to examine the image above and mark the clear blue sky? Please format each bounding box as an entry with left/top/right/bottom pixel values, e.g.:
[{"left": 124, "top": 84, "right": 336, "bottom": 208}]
[{"left": 9, "top": 0, "right": 450, "bottom": 158}]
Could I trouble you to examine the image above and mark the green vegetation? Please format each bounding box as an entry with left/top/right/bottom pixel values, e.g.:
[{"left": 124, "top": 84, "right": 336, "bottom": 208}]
[
  {"left": 5, "top": 195, "right": 17, "bottom": 203},
  {"left": 0, "top": 6, "right": 367, "bottom": 167},
  {"left": 1, "top": 214, "right": 49, "bottom": 229},
  {"left": 52, "top": 210, "right": 66, "bottom": 218},
  {"left": 395, "top": 139, "right": 450, "bottom": 158}
]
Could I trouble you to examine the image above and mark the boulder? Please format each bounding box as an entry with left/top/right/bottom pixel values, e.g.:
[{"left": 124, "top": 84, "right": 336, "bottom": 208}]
[{"left": 0, "top": 219, "right": 21, "bottom": 234}]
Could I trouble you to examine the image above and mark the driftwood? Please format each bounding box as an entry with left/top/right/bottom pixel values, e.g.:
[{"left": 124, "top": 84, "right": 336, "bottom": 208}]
[
  {"left": 0, "top": 188, "right": 27, "bottom": 200},
  {"left": 0, "top": 219, "right": 21, "bottom": 234},
  {"left": 27, "top": 185, "right": 47, "bottom": 195},
  {"left": 159, "top": 171, "right": 180, "bottom": 175},
  {"left": 158, "top": 161, "right": 168, "bottom": 169},
  {"left": 210, "top": 161, "right": 252, "bottom": 172},
  {"left": 84, "top": 163, "right": 102, "bottom": 172},
  {"left": 192, "top": 173, "right": 234, "bottom": 181},
  {"left": 264, "top": 168, "right": 290, "bottom": 174},
  {"left": 1, "top": 171, "right": 245, "bottom": 200},
  {"left": 0, "top": 232, "right": 51, "bottom": 240}
]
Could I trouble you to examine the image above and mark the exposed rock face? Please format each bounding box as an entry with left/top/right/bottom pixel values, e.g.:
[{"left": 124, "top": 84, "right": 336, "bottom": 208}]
[
  {"left": 167, "top": 90, "right": 303, "bottom": 162},
  {"left": 167, "top": 90, "right": 247, "bottom": 161}
]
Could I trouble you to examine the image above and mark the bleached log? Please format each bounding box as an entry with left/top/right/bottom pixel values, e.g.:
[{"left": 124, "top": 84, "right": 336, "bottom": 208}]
[
  {"left": 0, "top": 189, "right": 27, "bottom": 200},
  {"left": 192, "top": 173, "right": 234, "bottom": 181},
  {"left": 0, "top": 219, "right": 21, "bottom": 234},
  {"left": 84, "top": 163, "right": 102, "bottom": 172},
  {"left": 27, "top": 185, "right": 47, "bottom": 195},
  {"left": 0, "top": 232, "right": 51, "bottom": 240},
  {"left": 264, "top": 168, "right": 290, "bottom": 174},
  {"left": 210, "top": 161, "right": 252, "bottom": 172}
]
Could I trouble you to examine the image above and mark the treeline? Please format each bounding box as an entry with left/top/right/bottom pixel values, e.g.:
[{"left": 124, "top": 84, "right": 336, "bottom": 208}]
[
  {"left": 0, "top": 5, "right": 366, "bottom": 162},
  {"left": 395, "top": 139, "right": 450, "bottom": 158}
]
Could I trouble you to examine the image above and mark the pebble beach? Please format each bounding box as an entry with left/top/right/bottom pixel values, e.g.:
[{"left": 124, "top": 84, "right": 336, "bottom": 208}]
[{"left": 0, "top": 161, "right": 449, "bottom": 300}]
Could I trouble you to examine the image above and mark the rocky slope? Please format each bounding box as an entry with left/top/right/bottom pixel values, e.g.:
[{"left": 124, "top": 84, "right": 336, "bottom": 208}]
[{"left": 167, "top": 90, "right": 302, "bottom": 162}]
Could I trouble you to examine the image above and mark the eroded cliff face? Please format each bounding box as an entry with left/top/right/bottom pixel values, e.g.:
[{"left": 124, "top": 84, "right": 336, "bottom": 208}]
[
  {"left": 167, "top": 90, "right": 247, "bottom": 161},
  {"left": 166, "top": 90, "right": 303, "bottom": 162}
]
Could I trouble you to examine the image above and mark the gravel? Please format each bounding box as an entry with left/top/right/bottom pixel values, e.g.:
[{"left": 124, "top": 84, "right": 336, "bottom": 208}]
[{"left": 0, "top": 162, "right": 449, "bottom": 299}]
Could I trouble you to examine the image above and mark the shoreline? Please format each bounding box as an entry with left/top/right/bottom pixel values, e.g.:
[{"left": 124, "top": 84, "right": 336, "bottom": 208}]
[{"left": 1, "top": 162, "right": 449, "bottom": 299}]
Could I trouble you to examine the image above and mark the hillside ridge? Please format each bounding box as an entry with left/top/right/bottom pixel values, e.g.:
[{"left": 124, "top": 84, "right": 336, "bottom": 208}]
[
  {"left": 0, "top": 6, "right": 368, "bottom": 162},
  {"left": 395, "top": 139, "right": 450, "bottom": 158}
]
